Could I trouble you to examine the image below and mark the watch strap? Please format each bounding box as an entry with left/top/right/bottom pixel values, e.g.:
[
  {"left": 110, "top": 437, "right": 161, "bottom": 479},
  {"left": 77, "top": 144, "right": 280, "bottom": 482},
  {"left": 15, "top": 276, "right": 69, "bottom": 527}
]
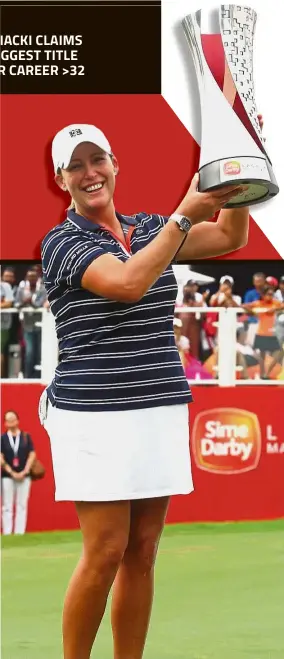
[{"left": 169, "top": 213, "right": 192, "bottom": 232}]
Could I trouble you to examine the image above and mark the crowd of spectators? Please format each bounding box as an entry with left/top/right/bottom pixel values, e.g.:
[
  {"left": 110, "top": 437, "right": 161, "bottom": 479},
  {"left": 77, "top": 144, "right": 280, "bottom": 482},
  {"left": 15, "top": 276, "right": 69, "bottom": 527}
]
[
  {"left": 174, "top": 272, "right": 284, "bottom": 380},
  {"left": 1, "top": 264, "right": 284, "bottom": 382},
  {"left": 1, "top": 266, "right": 48, "bottom": 379}
]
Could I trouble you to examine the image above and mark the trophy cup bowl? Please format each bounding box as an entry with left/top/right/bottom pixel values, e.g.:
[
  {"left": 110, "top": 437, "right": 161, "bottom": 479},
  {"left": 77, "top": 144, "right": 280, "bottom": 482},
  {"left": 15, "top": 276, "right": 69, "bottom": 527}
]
[{"left": 182, "top": 5, "right": 279, "bottom": 208}]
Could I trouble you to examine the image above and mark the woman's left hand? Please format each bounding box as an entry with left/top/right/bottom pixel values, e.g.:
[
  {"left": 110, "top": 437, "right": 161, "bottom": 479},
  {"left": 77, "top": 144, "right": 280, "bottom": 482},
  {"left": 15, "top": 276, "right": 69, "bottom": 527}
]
[{"left": 14, "top": 471, "right": 26, "bottom": 481}]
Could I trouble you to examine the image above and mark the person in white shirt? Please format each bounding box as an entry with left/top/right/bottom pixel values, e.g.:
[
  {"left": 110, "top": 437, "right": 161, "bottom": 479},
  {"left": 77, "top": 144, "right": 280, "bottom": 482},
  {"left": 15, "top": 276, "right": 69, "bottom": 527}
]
[
  {"left": 182, "top": 279, "right": 208, "bottom": 305},
  {"left": 173, "top": 318, "right": 190, "bottom": 369},
  {"left": 14, "top": 269, "right": 47, "bottom": 378},
  {"left": 274, "top": 277, "right": 284, "bottom": 348},
  {"left": 210, "top": 275, "right": 242, "bottom": 307},
  {"left": 275, "top": 276, "right": 284, "bottom": 303},
  {"left": 0, "top": 281, "right": 14, "bottom": 377}
]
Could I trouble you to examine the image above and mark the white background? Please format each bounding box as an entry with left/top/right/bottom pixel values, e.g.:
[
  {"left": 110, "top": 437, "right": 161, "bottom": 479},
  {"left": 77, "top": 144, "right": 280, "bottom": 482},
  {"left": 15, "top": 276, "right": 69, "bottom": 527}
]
[{"left": 162, "top": 0, "right": 284, "bottom": 258}]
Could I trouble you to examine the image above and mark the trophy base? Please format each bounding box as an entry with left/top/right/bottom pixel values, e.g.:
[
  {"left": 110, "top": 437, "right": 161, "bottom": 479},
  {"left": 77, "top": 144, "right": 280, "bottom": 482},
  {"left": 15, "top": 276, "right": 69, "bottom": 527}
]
[{"left": 199, "top": 156, "right": 279, "bottom": 208}]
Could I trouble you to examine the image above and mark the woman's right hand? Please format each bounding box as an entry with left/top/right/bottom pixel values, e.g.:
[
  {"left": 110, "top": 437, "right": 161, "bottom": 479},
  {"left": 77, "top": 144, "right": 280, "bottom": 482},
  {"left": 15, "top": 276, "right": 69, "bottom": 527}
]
[
  {"left": 12, "top": 471, "right": 24, "bottom": 481},
  {"left": 175, "top": 173, "right": 248, "bottom": 225}
]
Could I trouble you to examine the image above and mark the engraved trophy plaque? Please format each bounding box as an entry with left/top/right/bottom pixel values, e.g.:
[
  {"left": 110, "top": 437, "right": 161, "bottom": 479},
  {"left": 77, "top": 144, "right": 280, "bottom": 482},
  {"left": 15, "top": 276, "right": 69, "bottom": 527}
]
[{"left": 182, "top": 5, "right": 279, "bottom": 207}]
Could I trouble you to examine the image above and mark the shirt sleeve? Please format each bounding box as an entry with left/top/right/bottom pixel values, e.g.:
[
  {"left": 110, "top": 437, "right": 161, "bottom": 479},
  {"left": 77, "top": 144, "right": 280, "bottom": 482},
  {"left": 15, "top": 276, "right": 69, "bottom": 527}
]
[
  {"left": 1, "top": 434, "right": 7, "bottom": 458},
  {"left": 42, "top": 230, "right": 106, "bottom": 290},
  {"left": 25, "top": 434, "right": 35, "bottom": 452},
  {"left": 1, "top": 283, "right": 13, "bottom": 303},
  {"left": 243, "top": 290, "right": 253, "bottom": 303},
  {"left": 151, "top": 214, "right": 186, "bottom": 265},
  {"left": 138, "top": 213, "right": 170, "bottom": 232},
  {"left": 156, "top": 214, "right": 170, "bottom": 228},
  {"left": 14, "top": 283, "right": 29, "bottom": 308},
  {"left": 31, "top": 287, "right": 48, "bottom": 308}
]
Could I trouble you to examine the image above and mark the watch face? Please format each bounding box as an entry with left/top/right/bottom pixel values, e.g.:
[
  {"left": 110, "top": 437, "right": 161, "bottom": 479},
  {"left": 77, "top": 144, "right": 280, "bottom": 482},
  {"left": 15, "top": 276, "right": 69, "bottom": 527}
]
[{"left": 180, "top": 216, "right": 192, "bottom": 231}]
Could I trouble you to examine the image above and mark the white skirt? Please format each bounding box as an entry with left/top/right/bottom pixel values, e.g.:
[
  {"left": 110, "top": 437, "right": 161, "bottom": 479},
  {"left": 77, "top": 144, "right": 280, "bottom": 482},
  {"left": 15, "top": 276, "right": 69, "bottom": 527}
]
[{"left": 39, "top": 393, "right": 194, "bottom": 502}]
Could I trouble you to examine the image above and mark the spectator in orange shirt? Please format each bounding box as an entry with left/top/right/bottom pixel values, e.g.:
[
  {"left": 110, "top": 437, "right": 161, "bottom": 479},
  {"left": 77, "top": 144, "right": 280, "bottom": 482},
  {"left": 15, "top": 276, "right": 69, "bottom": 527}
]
[{"left": 243, "top": 286, "right": 284, "bottom": 378}]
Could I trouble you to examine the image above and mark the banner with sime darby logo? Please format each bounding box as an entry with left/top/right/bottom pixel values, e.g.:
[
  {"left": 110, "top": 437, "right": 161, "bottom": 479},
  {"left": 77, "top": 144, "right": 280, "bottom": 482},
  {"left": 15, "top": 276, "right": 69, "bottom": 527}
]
[{"left": 192, "top": 407, "right": 262, "bottom": 475}]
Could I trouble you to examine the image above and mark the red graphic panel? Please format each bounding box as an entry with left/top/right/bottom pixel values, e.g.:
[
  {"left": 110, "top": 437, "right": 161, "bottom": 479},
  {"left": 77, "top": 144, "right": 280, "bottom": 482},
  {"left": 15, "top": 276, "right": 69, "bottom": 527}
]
[
  {"left": 201, "top": 34, "right": 225, "bottom": 92},
  {"left": 223, "top": 161, "right": 241, "bottom": 176},
  {"left": 168, "top": 386, "right": 284, "bottom": 524},
  {"left": 1, "top": 384, "right": 283, "bottom": 531},
  {"left": 232, "top": 91, "right": 264, "bottom": 154},
  {"left": 1, "top": 94, "right": 281, "bottom": 260}
]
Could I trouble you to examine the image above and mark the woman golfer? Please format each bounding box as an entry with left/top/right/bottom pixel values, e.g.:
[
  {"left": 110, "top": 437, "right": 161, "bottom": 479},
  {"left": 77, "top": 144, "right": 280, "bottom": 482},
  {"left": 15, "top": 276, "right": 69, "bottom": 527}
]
[{"left": 39, "top": 123, "right": 250, "bottom": 659}]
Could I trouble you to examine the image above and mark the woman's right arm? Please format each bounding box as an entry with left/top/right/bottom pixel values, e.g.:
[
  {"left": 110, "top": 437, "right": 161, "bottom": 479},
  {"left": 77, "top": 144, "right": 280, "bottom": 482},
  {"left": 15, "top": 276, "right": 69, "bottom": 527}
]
[
  {"left": 1, "top": 453, "right": 14, "bottom": 478},
  {"left": 82, "top": 177, "right": 245, "bottom": 303}
]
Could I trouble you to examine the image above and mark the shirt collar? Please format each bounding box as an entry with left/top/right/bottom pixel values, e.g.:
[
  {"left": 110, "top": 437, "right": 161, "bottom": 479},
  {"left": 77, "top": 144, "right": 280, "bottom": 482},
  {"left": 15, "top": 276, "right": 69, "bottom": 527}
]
[{"left": 67, "top": 209, "right": 138, "bottom": 233}]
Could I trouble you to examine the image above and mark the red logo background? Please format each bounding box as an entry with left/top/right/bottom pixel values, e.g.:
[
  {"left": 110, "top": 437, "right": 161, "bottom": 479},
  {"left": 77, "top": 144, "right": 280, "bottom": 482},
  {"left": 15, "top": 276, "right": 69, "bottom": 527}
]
[
  {"left": 223, "top": 161, "right": 241, "bottom": 175},
  {"left": 192, "top": 407, "right": 261, "bottom": 475}
]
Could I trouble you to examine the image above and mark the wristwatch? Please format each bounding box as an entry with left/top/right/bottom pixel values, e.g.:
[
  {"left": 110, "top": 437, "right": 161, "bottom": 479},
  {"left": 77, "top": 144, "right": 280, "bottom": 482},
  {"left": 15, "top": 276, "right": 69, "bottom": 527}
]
[{"left": 169, "top": 213, "right": 192, "bottom": 233}]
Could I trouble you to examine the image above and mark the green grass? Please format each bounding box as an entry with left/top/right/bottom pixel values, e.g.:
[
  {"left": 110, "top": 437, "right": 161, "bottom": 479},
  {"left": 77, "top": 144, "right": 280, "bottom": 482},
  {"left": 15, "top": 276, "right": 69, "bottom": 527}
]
[{"left": 2, "top": 520, "right": 284, "bottom": 659}]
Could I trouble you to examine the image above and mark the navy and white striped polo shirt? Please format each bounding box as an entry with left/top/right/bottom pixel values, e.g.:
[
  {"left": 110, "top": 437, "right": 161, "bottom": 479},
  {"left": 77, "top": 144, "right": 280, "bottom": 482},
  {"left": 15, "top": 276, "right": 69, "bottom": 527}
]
[{"left": 41, "top": 210, "right": 193, "bottom": 412}]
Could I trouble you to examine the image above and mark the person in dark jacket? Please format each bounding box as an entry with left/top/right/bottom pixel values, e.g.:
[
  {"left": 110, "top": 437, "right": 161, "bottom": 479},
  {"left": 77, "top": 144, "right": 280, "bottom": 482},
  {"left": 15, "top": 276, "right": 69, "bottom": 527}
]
[{"left": 1, "top": 410, "right": 36, "bottom": 534}]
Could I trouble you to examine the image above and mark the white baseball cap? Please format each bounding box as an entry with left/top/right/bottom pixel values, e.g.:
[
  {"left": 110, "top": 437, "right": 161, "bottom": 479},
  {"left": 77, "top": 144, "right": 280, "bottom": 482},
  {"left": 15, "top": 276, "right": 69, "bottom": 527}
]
[
  {"left": 220, "top": 275, "right": 234, "bottom": 285},
  {"left": 52, "top": 124, "right": 112, "bottom": 173}
]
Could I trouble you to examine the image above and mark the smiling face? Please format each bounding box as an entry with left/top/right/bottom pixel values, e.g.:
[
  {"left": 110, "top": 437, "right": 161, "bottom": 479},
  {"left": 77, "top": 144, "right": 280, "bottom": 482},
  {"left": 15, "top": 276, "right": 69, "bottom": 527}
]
[
  {"left": 55, "top": 142, "right": 118, "bottom": 219},
  {"left": 4, "top": 411, "right": 19, "bottom": 433}
]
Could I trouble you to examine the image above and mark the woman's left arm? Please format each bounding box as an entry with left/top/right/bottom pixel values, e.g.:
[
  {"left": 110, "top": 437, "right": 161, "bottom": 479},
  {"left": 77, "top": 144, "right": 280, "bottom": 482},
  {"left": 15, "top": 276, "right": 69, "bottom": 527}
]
[
  {"left": 23, "top": 451, "right": 36, "bottom": 476},
  {"left": 175, "top": 110, "right": 265, "bottom": 261},
  {"left": 175, "top": 206, "right": 249, "bottom": 261}
]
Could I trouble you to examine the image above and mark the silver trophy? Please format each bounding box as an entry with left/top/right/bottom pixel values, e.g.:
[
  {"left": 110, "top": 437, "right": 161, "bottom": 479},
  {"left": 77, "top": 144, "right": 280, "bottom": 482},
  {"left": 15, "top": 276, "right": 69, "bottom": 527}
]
[{"left": 182, "top": 5, "right": 279, "bottom": 207}]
